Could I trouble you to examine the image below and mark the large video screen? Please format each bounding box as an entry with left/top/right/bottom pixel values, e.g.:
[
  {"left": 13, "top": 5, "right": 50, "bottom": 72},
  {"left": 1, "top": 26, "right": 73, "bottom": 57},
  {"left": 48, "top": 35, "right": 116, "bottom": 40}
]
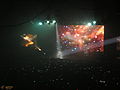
[{"left": 58, "top": 25, "right": 104, "bottom": 55}]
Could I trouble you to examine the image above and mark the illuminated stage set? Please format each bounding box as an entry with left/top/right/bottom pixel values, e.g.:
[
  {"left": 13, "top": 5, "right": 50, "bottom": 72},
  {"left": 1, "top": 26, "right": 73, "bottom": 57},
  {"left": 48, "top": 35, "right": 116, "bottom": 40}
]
[
  {"left": 56, "top": 25, "right": 104, "bottom": 59},
  {"left": 21, "top": 22, "right": 104, "bottom": 59}
]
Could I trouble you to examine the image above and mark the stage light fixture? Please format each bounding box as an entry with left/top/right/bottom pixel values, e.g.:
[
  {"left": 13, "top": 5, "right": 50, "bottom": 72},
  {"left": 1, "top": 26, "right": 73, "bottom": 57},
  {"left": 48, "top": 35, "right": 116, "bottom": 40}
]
[
  {"left": 47, "top": 21, "right": 50, "bottom": 24},
  {"left": 87, "top": 23, "right": 92, "bottom": 26},
  {"left": 93, "top": 21, "right": 96, "bottom": 24},
  {"left": 38, "top": 22, "right": 43, "bottom": 25},
  {"left": 52, "top": 20, "right": 56, "bottom": 24}
]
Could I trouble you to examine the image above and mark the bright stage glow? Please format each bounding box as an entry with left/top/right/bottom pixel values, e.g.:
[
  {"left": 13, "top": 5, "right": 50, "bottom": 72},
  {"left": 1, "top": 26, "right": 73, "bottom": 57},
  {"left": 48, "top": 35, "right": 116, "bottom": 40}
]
[
  {"left": 52, "top": 20, "right": 56, "bottom": 24},
  {"left": 87, "top": 23, "right": 92, "bottom": 26},
  {"left": 47, "top": 21, "right": 50, "bottom": 24},
  {"left": 38, "top": 22, "right": 43, "bottom": 25},
  {"left": 93, "top": 21, "right": 96, "bottom": 24},
  {"left": 58, "top": 25, "right": 104, "bottom": 55},
  {"left": 21, "top": 34, "right": 37, "bottom": 47},
  {"left": 21, "top": 34, "right": 42, "bottom": 52},
  {"left": 57, "top": 50, "right": 63, "bottom": 59},
  {"left": 56, "top": 23, "right": 63, "bottom": 59}
]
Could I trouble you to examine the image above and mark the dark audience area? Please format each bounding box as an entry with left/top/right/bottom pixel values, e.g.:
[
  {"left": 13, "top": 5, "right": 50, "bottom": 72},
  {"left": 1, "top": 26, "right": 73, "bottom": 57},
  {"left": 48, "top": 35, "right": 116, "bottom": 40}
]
[{"left": 0, "top": 57, "right": 120, "bottom": 90}]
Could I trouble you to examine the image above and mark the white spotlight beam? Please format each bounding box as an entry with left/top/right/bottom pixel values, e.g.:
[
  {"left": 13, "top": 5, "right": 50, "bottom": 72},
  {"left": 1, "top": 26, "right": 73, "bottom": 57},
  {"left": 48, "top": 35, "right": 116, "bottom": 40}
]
[{"left": 56, "top": 23, "right": 63, "bottom": 59}]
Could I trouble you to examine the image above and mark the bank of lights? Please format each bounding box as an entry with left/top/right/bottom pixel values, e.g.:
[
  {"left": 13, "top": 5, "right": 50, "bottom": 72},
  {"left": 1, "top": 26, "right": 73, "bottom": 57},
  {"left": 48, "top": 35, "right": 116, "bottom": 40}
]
[
  {"left": 38, "top": 20, "right": 56, "bottom": 26},
  {"left": 87, "top": 21, "right": 97, "bottom": 26}
]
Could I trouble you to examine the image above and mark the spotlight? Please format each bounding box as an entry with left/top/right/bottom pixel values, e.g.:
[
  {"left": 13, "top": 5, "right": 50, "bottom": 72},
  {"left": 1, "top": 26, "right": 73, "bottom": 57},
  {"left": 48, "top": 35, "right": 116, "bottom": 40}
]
[
  {"left": 52, "top": 20, "right": 56, "bottom": 24},
  {"left": 93, "top": 21, "right": 96, "bottom": 24},
  {"left": 38, "top": 22, "right": 43, "bottom": 25},
  {"left": 57, "top": 50, "right": 63, "bottom": 59},
  {"left": 87, "top": 23, "right": 92, "bottom": 26},
  {"left": 47, "top": 21, "right": 50, "bottom": 24}
]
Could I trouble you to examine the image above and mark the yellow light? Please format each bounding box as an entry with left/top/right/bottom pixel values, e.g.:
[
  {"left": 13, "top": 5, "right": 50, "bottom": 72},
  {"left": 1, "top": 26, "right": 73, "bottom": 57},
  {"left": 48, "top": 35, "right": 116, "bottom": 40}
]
[
  {"left": 25, "top": 41, "right": 34, "bottom": 47},
  {"left": 23, "top": 36, "right": 29, "bottom": 40},
  {"left": 96, "top": 26, "right": 104, "bottom": 35}
]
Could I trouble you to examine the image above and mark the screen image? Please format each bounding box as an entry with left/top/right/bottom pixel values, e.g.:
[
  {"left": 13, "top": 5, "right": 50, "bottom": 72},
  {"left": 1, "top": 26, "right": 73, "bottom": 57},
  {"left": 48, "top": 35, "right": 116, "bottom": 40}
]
[{"left": 58, "top": 25, "right": 104, "bottom": 55}]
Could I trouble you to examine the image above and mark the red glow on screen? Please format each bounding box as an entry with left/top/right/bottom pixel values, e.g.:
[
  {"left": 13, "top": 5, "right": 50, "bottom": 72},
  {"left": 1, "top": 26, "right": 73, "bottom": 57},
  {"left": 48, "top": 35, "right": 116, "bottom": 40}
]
[{"left": 58, "top": 25, "right": 104, "bottom": 53}]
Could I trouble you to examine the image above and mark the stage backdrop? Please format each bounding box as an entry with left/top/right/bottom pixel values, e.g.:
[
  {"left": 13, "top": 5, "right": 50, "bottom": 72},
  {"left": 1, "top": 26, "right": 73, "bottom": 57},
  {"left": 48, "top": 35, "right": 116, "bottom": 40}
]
[{"left": 58, "top": 25, "right": 104, "bottom": 56}]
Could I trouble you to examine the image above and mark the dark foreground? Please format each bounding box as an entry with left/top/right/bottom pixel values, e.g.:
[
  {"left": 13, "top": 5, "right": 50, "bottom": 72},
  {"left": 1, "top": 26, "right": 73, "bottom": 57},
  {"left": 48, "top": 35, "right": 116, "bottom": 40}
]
[{"left": 0, "top": 57, "right": 120, "bottom": 90}]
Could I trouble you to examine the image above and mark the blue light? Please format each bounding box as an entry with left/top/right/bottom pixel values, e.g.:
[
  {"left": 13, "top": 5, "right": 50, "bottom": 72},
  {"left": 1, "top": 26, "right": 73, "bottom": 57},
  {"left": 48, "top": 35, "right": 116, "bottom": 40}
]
[
  {"left": 64, "top": 41, "right": 67, "bottom": 43},
  {"left": 72, "top": 49, "right": 74, "bottom": 52},
  {"left": 74, "top": 48, "right": 77, "bottom": 50}
]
